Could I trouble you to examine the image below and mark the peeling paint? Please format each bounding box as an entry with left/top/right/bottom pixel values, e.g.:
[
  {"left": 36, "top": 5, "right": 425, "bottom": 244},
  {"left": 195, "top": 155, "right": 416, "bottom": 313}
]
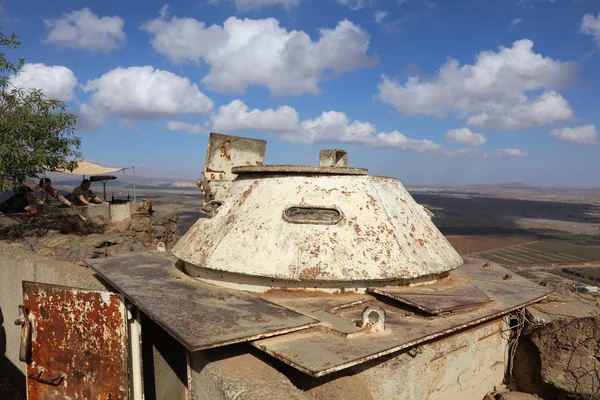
[{"left": 23, "top": 282, "right": 128, "bottom": 400}]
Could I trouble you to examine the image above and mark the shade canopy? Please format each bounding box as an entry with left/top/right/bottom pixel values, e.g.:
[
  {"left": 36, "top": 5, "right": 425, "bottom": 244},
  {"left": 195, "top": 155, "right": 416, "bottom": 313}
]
[{"left": 55, "top": 160, "right": 126, "bottom": 176}]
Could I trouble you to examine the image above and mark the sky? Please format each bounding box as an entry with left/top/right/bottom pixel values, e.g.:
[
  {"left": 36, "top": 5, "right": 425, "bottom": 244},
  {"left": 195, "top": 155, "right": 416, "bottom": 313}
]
[{"left": 1, "top": 0, "right": 600, "bottom": 187}]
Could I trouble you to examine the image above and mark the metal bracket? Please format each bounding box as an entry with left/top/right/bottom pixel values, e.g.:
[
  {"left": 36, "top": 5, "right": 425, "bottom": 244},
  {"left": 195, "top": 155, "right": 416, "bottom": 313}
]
[
  {"left": 361, "top": 305, "right": 386, "bottom": 332},
  {"left": 28, "top": 368, "right": 65, "bottom": 386}
]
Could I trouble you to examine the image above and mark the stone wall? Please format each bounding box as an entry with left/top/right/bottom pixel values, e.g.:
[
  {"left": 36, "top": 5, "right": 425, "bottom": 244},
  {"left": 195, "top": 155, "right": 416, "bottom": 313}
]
[
  {"left": 513, "top": 280, "right": 600, "bottom": 399},
  {"left": 0, "top": 200, "right": 180, "bottom": 265}
]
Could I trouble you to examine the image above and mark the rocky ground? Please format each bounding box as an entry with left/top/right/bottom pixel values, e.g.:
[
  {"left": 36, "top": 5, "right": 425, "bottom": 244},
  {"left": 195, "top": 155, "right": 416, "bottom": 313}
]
[
  {"left": 0, "top": 201, "right": 180, "bottom": 265},
  {"left": 508, "top": 279, "right": 600, "bottom": 400}
]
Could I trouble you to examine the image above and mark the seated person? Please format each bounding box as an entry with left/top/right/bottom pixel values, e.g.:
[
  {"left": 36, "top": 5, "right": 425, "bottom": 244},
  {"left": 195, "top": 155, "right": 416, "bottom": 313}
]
[
  {"left": 30, "top": 178, "right": 75, "bottom": 212},
  {"left": 0, "top": 186, "right": 34, "bottom": 215},
  {"left": 72, "top": 179, "right": 109, "bottom": 207}
]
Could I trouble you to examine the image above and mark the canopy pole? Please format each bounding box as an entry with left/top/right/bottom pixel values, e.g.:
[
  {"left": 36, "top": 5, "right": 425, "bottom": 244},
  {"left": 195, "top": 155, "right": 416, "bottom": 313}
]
[{"left": 132, "top": 166, "right": 137, "bottom": 202}]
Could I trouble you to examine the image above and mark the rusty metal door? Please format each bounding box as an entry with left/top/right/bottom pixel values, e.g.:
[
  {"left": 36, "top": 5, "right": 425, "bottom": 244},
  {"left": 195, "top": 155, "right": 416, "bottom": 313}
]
[{"left": 18, "top": 281, "right": 130, "bottom": 400}]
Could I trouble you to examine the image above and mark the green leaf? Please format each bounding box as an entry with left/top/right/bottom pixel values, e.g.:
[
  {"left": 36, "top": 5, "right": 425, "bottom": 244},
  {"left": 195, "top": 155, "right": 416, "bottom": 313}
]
[{"left": 0, "top": 26, "right": 82, "bottom": 192}]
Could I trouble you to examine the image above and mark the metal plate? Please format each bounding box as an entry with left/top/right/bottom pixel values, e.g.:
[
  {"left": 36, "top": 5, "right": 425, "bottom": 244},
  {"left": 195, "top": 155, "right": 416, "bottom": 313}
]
[
  {"left": 87, "top": 254, "right": 319, "bottom": 351},
  {"left": 232, "top": 165, "right": 368, "bottom": 175},
  {"left": 205, "top": 132, "right": 266, "bottom": 180},
  {"left": 252, "top": 260, "right": 553, "bottom": 377},
  {"left": 368, "top": 276, "right": 492, "bottom": 315},
  {"left": 23, "top": 281, "right": 129, "bottom": 400}
]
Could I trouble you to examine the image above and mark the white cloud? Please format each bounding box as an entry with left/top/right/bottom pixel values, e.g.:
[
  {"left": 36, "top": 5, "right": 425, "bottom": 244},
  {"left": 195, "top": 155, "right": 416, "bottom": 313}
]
[
  {"left": 79, "top": 66, "right": 213, "bottom": 128},
  {"left": 511, "top": 18, "right": 524, "bottom": 26},
  {"left": 283, "top": 111, "right": 377, "bottom": 144},
  {"left": 165, "top": 120, "right": 208, "bottom": 135},
  {"left": 581, "top": 13, "right": 600, "bottom": 46},
  {"left": 369, "top": 131, "right": 442, "bottom": 152},
  {"left": 491, "top": 148, "right": 528, "bottom": 158},
  {"left": 518, "top": 0, "right": 555, "bottom": 9},
  {"left": 549, "top": 125, "right": 598, "bottom": 145},
  {"left": 166, "top": 100, "right": 524, "bottom": 158},
  {"left": 337, "top": 0, "right": 365, "bottom": 10},
  {"left": 211, "top": 100, "right": 299, "bottom": 132},
  {"left": 9, "top": 63, "right": 78, "bottom": 101},
  {"left": 374, "top": 10, "right": 388, "bottom": 24},
  {"left": 142, "top": 8, "right": 377, "bottom": 95},
  {"left": 467, "top": 91, "right": 573, "bottom": 130},
  {"left": 279, "top": 109, "right": 443, "bottom": 152},
  {"left": 445, "top": 147, "right": 528, "bottom": 158},
  {"left": 44, "top": 8, "right": 126, "bottom": 53},
  {"left": 444, "top": 128, "right": 486, "bottom": 146},
  {"left": 210, "top": 0, "right": 300, "bottom": 11},
  {"left": 377, "top": 39, "right": 577, "bottom": 130}
]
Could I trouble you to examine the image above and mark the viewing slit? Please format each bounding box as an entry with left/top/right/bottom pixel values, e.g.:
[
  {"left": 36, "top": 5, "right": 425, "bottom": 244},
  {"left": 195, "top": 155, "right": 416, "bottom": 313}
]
[{"left": 283, "top": 206, "right": 342, "bottom": 225}]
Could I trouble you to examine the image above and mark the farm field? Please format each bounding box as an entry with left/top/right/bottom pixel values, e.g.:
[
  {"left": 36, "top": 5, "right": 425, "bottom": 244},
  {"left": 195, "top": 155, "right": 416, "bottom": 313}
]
[
  {"left": 477, "top": 240, "right": 600, "bottom": 266},
  {"left": 446, "top": 235, "right": 537, "bottom": 255}
]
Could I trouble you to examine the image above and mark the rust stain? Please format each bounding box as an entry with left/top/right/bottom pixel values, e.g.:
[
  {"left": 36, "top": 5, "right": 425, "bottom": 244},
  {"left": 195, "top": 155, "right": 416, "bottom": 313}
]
[
  {"left": 265, "top": 287, "right": 330, "bottom": 295},
  {"left": 219, "top": 145, "right": 231, "bottom": 161},
  {"left": 23, "top": 282, "right": 128, "bottom": 400},
  {"left": 299, "top": 266, "right": 323, "bottom": 280}
]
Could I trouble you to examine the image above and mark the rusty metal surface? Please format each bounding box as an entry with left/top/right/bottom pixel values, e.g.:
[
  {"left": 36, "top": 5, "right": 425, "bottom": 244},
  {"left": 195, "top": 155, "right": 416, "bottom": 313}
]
[
  {"left": 87, "top": 254, "right": 319, "bottom": 351},
  {"left": 172, "top": 174, "right": 464, "bottom": 290},
  {"left": 252, "top": 259, "right": 553, "bottom": 377},
  {"left": 231, "top": 165, "right": 368, "bottom": 175},
  {"left": 23, "top": 281, "right": 129, "bottom": 400},
  {"left": 204, "top": 132, "right": 266, "bottom": 180},
  {"left": 200, "top": 133, "right": 267, "bottom": 205},
  {"left": 368, "top": 276, "right": 492, "bottom": 315}
]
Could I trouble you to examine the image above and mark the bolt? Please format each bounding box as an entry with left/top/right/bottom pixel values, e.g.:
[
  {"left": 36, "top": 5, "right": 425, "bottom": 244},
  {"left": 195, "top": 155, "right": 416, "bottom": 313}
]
[{"left": 14, "top": 317, "right": 25, "bottom": 326}]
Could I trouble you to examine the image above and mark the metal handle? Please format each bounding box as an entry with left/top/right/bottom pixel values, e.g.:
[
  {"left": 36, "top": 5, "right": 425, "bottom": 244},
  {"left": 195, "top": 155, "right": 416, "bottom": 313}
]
[{"left": 14, "top": 305, "right": 31, "bottom": 363}]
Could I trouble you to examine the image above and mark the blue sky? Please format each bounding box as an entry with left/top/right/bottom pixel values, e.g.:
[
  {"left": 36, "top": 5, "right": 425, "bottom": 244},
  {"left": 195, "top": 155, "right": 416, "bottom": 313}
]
[{"left": 2, "top": 0, "right": 599, "bottom": 186}]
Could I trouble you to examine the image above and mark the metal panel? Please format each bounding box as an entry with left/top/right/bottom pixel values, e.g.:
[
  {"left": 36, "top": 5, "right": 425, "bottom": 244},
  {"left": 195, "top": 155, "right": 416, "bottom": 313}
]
[
  {"left": 368, "top": 279, "right": 492, "bottom": 315},
  {"left": 252, "top": 260, "right": 553, "bottom": 377},
  {"left": 22, "top": 281, "right": 129, "bottom": 400},
  {"left": 87, "top": 254, "right": 319, "bottom": 351},
  {"left": 204, "top": 132, "right": 266, "bottom": 180}
]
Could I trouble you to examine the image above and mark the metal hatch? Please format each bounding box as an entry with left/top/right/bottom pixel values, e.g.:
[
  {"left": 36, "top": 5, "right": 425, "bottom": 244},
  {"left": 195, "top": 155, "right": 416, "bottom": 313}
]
[
  {"left": 253, "top": 259, "right": 552, "bottom": 377},
  {"left": 19, "top": 281, "right": 130, "bottom": 399},
  {"left": 87, "top": 255, "right": 319, "bottom": 351}
]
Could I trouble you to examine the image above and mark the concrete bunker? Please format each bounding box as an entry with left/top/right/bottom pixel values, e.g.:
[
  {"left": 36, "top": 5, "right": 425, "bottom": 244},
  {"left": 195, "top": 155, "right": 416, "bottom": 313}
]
[{"left": 1, "top": 133, "right": 570, "bottom": 400}]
